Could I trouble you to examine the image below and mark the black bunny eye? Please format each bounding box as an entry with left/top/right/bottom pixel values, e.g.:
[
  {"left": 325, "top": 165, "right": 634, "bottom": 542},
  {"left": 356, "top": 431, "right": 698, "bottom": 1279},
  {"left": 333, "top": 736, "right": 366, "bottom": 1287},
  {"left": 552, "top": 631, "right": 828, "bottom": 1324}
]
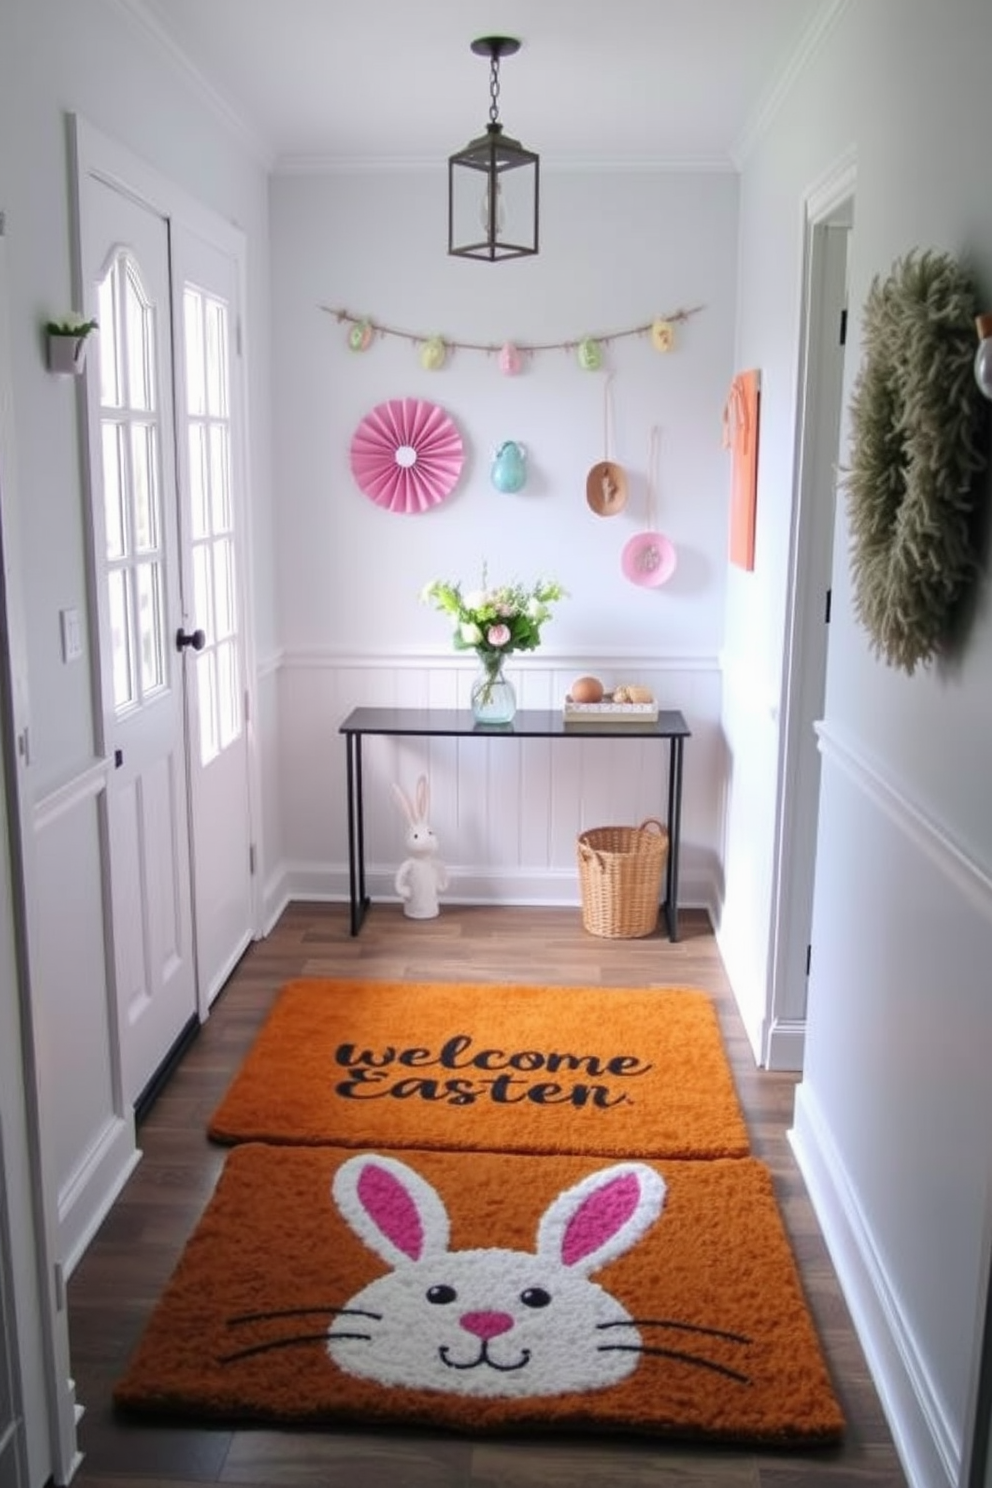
[
  {"left": 426, "top": 1284, "right": 457, "bottom": 1305},
  {"left": 520, "top": 1287, "right": 551, "bottom": 1309}
]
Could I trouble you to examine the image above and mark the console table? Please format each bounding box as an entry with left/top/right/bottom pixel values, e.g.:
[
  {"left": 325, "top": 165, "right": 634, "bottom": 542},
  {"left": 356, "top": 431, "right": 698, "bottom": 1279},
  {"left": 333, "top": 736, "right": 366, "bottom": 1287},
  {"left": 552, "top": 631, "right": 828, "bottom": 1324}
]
[{"left": 338, "top": 706, "right": 691, "bottom": 941}]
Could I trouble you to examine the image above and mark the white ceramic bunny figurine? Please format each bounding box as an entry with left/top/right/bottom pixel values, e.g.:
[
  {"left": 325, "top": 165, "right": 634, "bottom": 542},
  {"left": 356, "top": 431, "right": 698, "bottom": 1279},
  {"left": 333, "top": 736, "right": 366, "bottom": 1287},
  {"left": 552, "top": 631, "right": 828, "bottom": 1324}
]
[{"left": 392, "top": 775, "right": 448, "bottom": 919}]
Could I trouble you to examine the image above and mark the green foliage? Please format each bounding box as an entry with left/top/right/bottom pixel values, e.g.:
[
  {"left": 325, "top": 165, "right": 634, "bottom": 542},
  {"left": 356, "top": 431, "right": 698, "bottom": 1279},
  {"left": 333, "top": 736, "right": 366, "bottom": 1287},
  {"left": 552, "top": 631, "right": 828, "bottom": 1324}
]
[{"left": 422, "top": 571, "right": 566, "bottom": 657}]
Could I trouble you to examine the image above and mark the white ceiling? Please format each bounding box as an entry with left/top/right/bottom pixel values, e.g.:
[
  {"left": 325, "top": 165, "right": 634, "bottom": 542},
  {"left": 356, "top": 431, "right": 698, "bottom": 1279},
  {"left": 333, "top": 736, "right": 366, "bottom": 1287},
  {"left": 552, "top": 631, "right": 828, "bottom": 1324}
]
[{"left": 132, "top": 0, "right": 832, "bottom": 170}]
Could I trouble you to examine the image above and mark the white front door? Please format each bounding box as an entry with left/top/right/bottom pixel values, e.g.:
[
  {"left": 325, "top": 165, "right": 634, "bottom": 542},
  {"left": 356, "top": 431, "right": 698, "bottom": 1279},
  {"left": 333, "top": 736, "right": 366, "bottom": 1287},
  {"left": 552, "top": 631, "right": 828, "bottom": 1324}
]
[
  {"left": 80, "top": 178, "right": 198, "bottom": 1107},
  {"left": 172, "top": 229, "right": 254, "bottom": 1009}
]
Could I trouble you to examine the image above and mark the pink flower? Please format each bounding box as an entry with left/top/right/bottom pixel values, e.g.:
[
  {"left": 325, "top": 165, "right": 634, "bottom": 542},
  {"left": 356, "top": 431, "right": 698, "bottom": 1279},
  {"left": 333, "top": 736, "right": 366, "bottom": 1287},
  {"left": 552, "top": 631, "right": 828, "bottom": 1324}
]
[{"left": 486, "top": 623, "right": 511, "bottom": 648}]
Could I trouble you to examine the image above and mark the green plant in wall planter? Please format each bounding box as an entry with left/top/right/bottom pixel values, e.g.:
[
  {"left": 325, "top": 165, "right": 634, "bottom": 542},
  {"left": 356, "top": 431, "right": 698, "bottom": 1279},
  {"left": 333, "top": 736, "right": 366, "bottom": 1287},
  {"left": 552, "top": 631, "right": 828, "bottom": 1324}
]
[{"left": 45, "top": 313, "right": 98, "bottom": 376}]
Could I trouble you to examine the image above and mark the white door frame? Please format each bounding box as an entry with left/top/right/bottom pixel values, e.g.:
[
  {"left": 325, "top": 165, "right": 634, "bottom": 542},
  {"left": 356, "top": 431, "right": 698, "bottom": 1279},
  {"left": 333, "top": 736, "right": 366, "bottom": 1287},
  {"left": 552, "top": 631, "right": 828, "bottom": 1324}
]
[
  {"left": 764, "top": 150, "right": 856, "bottom": 1071},
  {"left": 70, "top": 116, "right": 263, "bottom": 1034},
  {"left": 0, "top": 219, "right": 81, "bottom": 1485}
]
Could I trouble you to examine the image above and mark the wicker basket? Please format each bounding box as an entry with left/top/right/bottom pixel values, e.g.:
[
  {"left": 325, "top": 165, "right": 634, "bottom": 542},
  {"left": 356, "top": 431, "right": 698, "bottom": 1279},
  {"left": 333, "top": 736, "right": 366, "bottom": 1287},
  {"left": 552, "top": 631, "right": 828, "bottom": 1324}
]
[{"left": 576, "top": 818, "right": 669, "bottom": 938}]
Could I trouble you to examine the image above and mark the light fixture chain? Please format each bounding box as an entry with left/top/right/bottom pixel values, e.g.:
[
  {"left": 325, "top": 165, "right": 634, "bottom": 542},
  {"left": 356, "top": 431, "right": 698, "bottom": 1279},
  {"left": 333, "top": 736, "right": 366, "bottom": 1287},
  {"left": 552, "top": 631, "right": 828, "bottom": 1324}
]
[{"left": 489, "top": 54, "right": 501, "bottom": 126}]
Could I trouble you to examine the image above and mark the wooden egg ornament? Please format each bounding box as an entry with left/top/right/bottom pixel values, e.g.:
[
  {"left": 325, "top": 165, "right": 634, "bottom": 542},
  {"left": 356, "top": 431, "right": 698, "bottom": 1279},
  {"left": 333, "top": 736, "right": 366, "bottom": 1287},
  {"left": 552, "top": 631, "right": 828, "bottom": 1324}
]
[
  {"left": 498, "top": 341, "right": 522, "bottom": 375},
  {"left": 651, "top": 318, "right": 675, "bottom": 353},
  {"left": 420, "top": 335, "right": 446, "bottom": 371},
  {"left": 348, "top": 319, "right": 373, "bottom": 352},
  {"left": 578, "top": 337, "right": 602, "bottom": 371},
  {"left": 570, "top": 676, "right": 604, "bottom": 704}
]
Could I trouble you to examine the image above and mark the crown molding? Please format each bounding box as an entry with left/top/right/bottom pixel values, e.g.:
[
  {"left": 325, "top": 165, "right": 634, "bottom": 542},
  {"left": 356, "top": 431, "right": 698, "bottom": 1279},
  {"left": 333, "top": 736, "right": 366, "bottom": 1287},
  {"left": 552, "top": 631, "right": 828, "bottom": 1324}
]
[
  {"left": 274, "top": 152, "right": 738, "bottom": 178},
  {"left": 105, "top": 0, "right": 275, "bottom": 169},
  {"left": 731, "top": 0, "right": 852, "bottom": 168}
]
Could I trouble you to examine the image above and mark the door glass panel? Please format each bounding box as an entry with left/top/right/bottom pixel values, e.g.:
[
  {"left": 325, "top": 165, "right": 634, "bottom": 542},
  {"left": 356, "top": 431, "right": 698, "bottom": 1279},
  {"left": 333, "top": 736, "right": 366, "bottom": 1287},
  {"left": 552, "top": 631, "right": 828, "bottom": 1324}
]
[
  {"left": 209, "top": 425, "right": 230, "bottom": 531},
  {"left": 97, "top": 251, "right": 169, "bottom": 714},
  {"left": 98, "top": 273, "right": 122, "bottom": 409},
  {"left": 216, "top": 639, "right": 238, "bottom": 749},
  {"left": 188, "top": 426, "right": 208, "bottom": 540},
  {"left": 192, "top": 544, "right": 212, "bottom": 636},
  {"left": 136, "top": 561, "right": 164, "bottom": 693},
  {"left": 213, "top": 536, "right": 234, "bottom": 639},
  {"left": 101, "top": 423, "right": 125, "bottom": 559},
  {"left": 182, "top": 283, "right": 241, "bottom": 767},
  {"left": 130, "top": 423, "right": 158, "bottom": 552},
  {"left": 107, "top": 569, "right": 133, "bottom": 710},
  {"left": 125, "top": 262, "right": 155, "bottom": 412},
  {"left": 183, "top": 291, "right": 205, "bottom": 417}
]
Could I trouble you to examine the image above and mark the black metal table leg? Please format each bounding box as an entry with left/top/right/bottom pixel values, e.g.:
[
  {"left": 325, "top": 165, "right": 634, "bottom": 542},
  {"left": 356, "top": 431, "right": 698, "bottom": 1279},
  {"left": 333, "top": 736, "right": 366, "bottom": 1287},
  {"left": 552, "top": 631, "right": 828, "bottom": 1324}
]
[
  {"left": 345, "top": 731, "right": 370, "bottom": 935},
  {"left": 664, "top": 735, "right": 685, "bottom": 941}
]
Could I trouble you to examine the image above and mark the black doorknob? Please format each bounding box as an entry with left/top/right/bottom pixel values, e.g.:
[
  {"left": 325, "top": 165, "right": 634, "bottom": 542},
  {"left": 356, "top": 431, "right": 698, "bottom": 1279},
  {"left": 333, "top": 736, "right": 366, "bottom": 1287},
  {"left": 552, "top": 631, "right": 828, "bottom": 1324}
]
[{"left": 176, "top": 627, "right": 206, "bottom": 652}]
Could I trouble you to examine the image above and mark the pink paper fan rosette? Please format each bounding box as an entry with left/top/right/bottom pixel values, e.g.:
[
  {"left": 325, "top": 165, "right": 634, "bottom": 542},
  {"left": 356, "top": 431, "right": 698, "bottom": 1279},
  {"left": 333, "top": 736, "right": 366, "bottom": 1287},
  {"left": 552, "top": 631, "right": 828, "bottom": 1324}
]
[
  {"left": 621, "top": 531, "right": 677, "bottom": 587},
  {"left": 349, "top": 398, "right": 464, "bottom": 514}
]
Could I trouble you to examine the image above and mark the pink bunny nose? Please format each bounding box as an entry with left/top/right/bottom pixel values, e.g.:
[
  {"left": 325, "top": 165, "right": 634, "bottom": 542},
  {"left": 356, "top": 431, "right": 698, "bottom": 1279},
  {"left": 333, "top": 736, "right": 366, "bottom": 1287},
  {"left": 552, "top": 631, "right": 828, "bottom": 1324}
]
[{"left": 459, "top": 1310, "right": 514, "bottom": 1340}]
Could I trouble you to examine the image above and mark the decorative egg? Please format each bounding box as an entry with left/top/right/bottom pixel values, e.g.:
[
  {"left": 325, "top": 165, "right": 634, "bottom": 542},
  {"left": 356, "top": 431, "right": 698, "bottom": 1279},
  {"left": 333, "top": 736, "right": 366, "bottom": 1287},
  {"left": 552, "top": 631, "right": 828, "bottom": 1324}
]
[
  {"left": 420, "top": 335, "right": 446, "bottom": 371},
  {"left": 570, "top": 676, "right": 604, "bottom": 704},
  {"left": 651, "top": 318, "right": 675, "bottom": 353},
  {"left": 348, "top": 319, "right": 373, "bottom": 352},
  {"left": 578, "top": 337, "right": 602, "bottom": 371},
  {"left": 491, "top": 440, "right": 527, "bottom": 493},
  {"left": 498, "top": 341, "right": 522, "bottom": 375}
]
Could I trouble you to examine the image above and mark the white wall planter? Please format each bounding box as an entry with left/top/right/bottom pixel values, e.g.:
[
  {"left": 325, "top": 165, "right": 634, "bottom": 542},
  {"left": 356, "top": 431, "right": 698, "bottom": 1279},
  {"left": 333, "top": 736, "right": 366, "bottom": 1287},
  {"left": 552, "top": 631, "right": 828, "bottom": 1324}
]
[{"left": 46, "top": 332, "right": 90, "bottom": 376}]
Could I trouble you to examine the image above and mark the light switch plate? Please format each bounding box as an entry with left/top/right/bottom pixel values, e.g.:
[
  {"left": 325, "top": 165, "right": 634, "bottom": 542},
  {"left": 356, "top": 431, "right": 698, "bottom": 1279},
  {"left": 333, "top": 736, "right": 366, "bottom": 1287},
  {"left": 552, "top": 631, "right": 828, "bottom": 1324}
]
[{"left": 60, "top": 607, "right": 83, "bottom": 663}]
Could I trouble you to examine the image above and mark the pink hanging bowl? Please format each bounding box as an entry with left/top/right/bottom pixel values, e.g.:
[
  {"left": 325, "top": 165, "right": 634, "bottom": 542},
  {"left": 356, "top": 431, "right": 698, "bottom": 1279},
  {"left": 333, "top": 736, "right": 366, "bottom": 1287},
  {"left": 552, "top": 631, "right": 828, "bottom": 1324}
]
[
  {"left": 350, "top": 398, "right": 464, "bottom": 514},
  {"left": 621, "top": 531, "right": 677, "bottom": 588}
]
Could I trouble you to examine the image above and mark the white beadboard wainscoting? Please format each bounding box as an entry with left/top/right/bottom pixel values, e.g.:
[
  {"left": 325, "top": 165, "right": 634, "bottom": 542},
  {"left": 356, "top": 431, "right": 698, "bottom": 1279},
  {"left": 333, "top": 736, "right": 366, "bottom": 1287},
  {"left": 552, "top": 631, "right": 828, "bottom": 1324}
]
[
  {"left": 265, "top": 650, "right": 725, "bottom": 931},
  {"left": 791, "top": 722, "right": 992, "bottom": 1488}
]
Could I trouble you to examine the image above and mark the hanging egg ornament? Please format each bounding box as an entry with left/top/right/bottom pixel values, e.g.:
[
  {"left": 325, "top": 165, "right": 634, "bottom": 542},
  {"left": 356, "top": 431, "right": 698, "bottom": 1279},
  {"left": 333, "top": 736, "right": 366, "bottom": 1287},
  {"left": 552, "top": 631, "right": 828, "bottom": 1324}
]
[
  {"left": 420, "top": 335, "right": 447, "bottom": 371},
  {"left": 651, "top": 318, "right": 675, "bottom": 353},
  {"left": 491, "top": 440, "right": 527, "bottom": 493},
  {"left": 348, "top": 318, "right": 373, "bottom": 352},
  {"left": 578, "top": 337, "right": 602, "bottom": 371},
  {"left": 498, "top": 341, "right": 522, "bottom": 375}
]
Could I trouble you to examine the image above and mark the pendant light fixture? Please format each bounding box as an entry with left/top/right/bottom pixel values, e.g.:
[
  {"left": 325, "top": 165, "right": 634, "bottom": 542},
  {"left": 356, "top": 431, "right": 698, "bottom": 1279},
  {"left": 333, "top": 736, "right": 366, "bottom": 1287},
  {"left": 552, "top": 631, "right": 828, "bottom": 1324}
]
[{"left": 448, "top": 36, "right": 539, "bottom": 262}]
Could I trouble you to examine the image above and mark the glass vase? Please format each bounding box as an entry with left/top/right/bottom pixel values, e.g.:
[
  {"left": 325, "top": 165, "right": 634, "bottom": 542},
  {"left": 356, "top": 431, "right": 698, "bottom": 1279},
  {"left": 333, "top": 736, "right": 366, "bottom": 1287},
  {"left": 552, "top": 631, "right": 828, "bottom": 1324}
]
[{"left": 471, "top": 650, "right": 516, "bottom": 724}]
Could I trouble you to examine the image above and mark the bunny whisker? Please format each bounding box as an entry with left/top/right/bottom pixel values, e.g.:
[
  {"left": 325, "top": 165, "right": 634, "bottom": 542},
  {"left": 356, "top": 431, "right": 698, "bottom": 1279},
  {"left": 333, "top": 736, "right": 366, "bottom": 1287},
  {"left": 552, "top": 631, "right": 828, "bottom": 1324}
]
[
  {"left": 599, "top": 1317, "right": 751, "bottom": 1346},
  {"left": 219, "top": 1330, "right": 351, "bottom": 1364},
  {"left": 227, "top": 1305, "right": 381, "bottom": 1326},
  {"left": 598, "top": 1342, "right": 750, "bottom": 1385}
]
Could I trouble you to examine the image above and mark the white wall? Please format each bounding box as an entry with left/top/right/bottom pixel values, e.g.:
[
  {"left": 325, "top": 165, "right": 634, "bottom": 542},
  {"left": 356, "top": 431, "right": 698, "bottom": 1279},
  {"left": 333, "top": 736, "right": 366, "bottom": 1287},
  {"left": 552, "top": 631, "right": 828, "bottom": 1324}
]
[
  {"left": 267, "top": 167, "right": 739, "bottom": 915},
  {"left": 727, "top": 1, "right": 992, "bottom": 1483}
]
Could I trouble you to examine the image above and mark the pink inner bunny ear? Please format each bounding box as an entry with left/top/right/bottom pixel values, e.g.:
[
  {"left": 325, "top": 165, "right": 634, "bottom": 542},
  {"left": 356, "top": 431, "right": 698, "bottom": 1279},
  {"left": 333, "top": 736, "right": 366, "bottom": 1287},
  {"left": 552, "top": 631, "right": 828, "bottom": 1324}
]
[
  {"left": 356, "top": 1163, "right": 425, "bottom": 1261},
  {"left": 561, "top": 1172, "right": 642, "bottom": 1268}
]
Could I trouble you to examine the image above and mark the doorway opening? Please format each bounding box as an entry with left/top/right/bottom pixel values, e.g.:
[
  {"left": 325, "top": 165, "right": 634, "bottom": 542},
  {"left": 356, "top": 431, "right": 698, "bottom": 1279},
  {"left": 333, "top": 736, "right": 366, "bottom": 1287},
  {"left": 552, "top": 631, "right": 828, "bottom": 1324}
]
[{"left": 764, "top": 156, "right": 855, "bottom": 1071}]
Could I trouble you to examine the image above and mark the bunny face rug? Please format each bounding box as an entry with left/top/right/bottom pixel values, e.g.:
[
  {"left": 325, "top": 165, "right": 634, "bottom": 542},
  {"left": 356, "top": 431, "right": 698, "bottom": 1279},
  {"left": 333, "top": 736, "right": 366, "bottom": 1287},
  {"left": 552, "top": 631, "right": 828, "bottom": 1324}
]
[
  {"left": 329, "top": 1152, "right": 665, "bottom": 1398},
  {"left": 114, "top": 1144, "right": 844, "bottom": 1444}
]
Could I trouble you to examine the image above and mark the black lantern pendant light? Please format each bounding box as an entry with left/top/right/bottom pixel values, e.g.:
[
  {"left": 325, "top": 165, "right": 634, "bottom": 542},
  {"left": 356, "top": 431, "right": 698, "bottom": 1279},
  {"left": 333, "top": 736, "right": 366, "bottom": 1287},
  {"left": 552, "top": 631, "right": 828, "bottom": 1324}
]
[{"left": 448, "top": 36, "right": 539, "bottom": 262}]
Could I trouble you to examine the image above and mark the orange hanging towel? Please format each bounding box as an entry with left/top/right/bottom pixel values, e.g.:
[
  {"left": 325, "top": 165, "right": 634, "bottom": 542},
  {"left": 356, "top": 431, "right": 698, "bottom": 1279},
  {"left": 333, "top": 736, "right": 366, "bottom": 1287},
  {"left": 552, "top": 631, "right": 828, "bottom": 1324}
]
[{"left": 722, "top": 369, "right": 761, "bottom": 570}]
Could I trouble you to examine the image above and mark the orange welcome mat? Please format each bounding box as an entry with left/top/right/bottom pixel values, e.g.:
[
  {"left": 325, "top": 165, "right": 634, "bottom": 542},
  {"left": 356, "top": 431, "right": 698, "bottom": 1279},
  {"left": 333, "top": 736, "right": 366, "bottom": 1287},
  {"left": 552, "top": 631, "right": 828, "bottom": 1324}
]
[
  {"left": 207, "top": 980, "right": 750, "bottom": 1160},
  {"left": 114, "top": 1143, "right": 843, "bottom": 1445}
]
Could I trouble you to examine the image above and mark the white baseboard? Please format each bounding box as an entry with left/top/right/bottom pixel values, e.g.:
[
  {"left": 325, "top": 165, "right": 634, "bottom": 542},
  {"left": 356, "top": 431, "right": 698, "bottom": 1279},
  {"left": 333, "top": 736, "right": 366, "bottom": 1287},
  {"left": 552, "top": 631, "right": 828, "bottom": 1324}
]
[
  {"left": 790, "top": 1081, "right": 958, "bottom": 1488},
  {"left": 263, "top": 859, "right": 720, "bottom": 925},
  {"left": 58, "top": 1113, "right": 140, "bottom": 1278},
  {"left": 764, "top": 1016, "right": 805, "bottom": 1071}
]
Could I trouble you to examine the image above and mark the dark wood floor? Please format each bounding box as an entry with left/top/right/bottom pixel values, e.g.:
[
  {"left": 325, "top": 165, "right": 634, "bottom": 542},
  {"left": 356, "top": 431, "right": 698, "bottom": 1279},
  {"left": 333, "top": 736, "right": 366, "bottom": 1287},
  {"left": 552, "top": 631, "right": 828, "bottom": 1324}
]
[{"left": 67, "top": 902, "right": 909, "bottom": 1486}]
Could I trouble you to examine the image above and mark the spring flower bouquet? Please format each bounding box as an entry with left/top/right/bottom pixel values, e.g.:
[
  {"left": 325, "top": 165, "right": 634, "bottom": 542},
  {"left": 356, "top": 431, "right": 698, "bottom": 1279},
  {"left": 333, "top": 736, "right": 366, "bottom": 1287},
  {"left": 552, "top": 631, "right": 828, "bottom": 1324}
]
[{"left": 421, "top": 571, "right": 566, "bottom": 720}]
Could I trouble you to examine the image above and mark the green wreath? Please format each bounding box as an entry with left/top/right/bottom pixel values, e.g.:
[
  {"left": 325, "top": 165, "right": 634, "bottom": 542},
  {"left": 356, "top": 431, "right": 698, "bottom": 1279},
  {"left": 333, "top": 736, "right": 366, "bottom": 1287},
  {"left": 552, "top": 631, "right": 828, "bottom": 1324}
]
[{"left": 843, "top": 249, "right": 988, "bottom": 674}]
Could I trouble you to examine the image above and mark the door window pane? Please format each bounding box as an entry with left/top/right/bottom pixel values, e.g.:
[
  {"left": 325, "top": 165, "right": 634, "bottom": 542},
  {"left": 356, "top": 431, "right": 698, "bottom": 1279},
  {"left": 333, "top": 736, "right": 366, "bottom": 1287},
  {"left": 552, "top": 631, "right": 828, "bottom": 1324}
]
[
  {"left": 183, "top": 282, "right": 241, "bottom": 767},
  {"left": 131, "top": 423, "right": 159, "bottom": 552},
  {"left": 97, "top": 252, "right": 169, "bottom": 713},
  {"left": 136, "top": 561, "right": 164, "bottom": 693},
  {"left": 101, "top": 422, "right": 125, "bottom": 559},
  {"left": 107, "top": 569, "right": 133, "bottom": 710}
]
